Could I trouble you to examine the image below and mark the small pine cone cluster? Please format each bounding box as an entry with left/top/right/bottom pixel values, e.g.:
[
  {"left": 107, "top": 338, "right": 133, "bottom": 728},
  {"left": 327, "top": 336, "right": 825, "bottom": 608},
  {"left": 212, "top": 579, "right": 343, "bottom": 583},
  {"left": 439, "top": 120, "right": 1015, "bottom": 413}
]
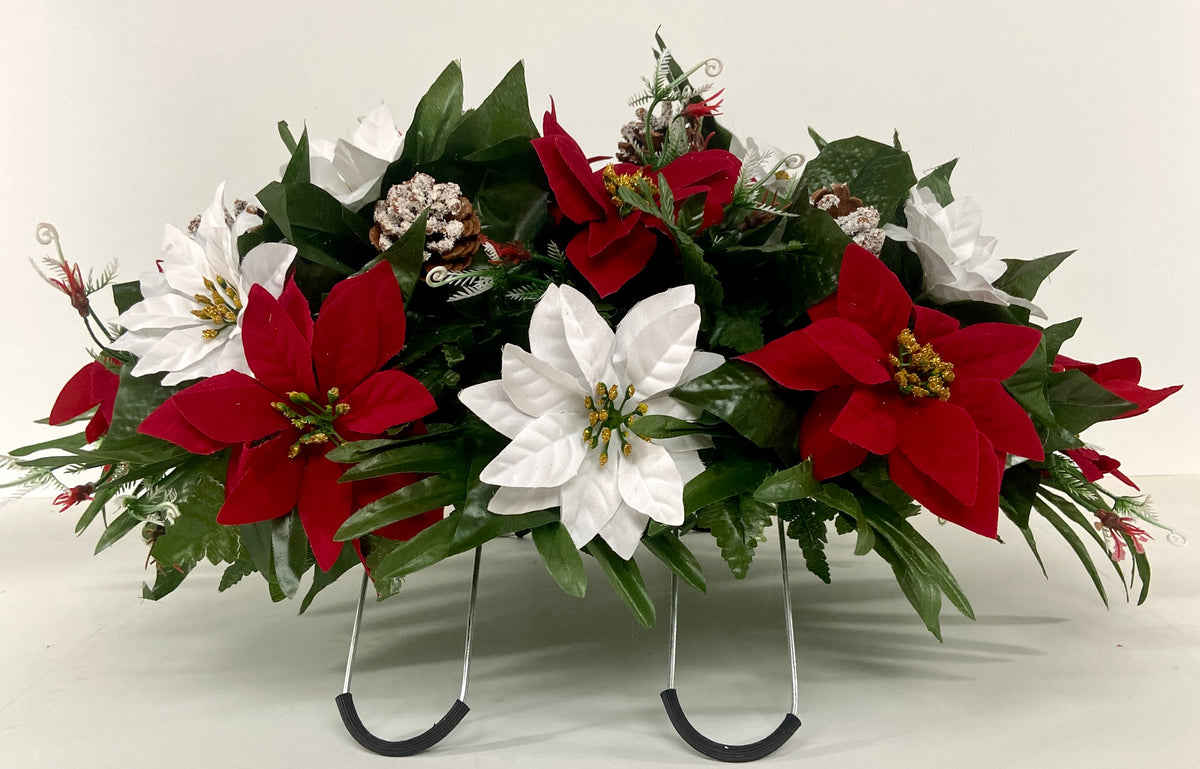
[
  {"left": 371, "top": 172, "right": 481, "bottom": 271},
  {"left": 188, "top": 199, "right": 263, "bottom": 235},
  {"left": 615, "top": 103, "right": 705, "bottom": 164},
  {"left": 811, "top": 182, "right": 885, "bottom": 254}
]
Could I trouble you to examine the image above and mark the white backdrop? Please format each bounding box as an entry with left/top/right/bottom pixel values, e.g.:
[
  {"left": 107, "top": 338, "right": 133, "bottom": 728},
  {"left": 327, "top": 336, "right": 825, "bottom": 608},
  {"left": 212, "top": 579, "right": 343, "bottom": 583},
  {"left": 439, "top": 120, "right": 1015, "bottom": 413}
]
[{"left": 2, "top": 0, "right": 1197, "bottom": 481}]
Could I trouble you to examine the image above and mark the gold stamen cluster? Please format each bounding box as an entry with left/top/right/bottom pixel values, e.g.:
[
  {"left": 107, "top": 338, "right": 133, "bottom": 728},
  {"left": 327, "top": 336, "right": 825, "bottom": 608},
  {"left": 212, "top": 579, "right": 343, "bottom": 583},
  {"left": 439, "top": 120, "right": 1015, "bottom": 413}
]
[
  {"left": 602, "top": 164, "right": 657, "bottom": 206},
  {"left": 582, "top": 381, "right": 650, "bottom": 466},
  {"left": 270, "top": 388, "right": 351, "bottom": 458},
  {"left": 190, "top": 274, "right": 242, "bottom": 340},
  {"left": 888, "top": 328, "right": 955, "bottom": 401}
]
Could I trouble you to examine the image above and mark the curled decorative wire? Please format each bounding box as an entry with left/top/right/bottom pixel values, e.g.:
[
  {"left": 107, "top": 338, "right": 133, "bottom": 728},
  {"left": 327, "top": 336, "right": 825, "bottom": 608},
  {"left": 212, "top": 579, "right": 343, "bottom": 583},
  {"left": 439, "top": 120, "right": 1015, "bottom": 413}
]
[
  {"left": 36, "top": 222, "right": 60, "bottom": 246},
  {"left": 1166, "top": 530, "right": 1188, "bottom": 546},
  {"left": 703, "top": 58, "right": 723, "bottom": 77},
  {"left": 783, "top": 152, "right": 806, "bottom": 171},
  {"left": 425, "top": 266, "right": 452, "bottom": 287}
]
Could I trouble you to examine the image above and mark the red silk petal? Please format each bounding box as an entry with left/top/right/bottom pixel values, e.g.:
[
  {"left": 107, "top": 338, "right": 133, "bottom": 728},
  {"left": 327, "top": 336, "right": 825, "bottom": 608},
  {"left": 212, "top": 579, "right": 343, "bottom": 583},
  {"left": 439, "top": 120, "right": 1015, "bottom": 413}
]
[
  {"left": 913, "top": 305, "right": 960, "bottom": 343},
  {"left": 242, "top": 284, "right": 318, "bottom": 398},
  {"left": 139, "top": 397, "right": 228, "bottom": 454},
  {"left": 1100, "top": 380, "right": 1182, "bottom": 419},
  {"left": 951, "top": 379, "right": 1045, "bottom": 460},
  {"left": 586, "top": 210, "right": 640, "bottom": 256},
  {"left": 531, "top": 107, "right": 609, "bottom": 223},
  {"left": 277, "top": 279, "right": 314, "bottom": 343},
  {"left": 898, "top": 399, "right": 980, "bottom": 505},
  {"left": 934, "top": 323, "right": 1042, "bottom": 382},
  {"left": 169, "top": 371, "right": 288, "bottom": 445},
  {"left": 49, "top": 361, "right": 118, "bottom": 426},
  {"left": 1063, "top": 448, "right": 1139, "bottom": 490},
  {"left": 807, "top": 295, "right": 838, "bottom": 322},
  {"left": 805, "top": 317, "right": 891, "bottom": 385},
  {"left": 298, "top": 452, "right": 355, "bottom": 571},
  {"left": 660, "top": 150, "right": 741, "bottom": 230},
  {"left": 831, "top": 387, "right": 903, "bottom": 455},
  {"left": 566, "top": 224, "right": 657, "bottom": 298},
  {"left": 339, "top": 370, "right": 437, "bottom": 434},
  {"left": 739, "top": 329, "right": 852, "bottom": 392},
  {"left": 890, "top": 434, "right": 1002, "bottom": 538},
  {"left": 85, "top": 412, "right": 110, "bottom": 444},
  {"left": 312, "top": 264, "right": 407, "bottom": 394},
  {"left": 1052, "top": 354, "right": 1181, "bottom": 418},
  {"left": 800, "top": 388, "right": 869, "bottom": 479},
  {"left": 1093, "top": 357, "right": 1142, "bottom": 383},
  {"left": 217, "top": 433, "right": 304, "bottom": 525},
  {"left": 836, "top": 245, "right": 913, "bottom": 346}
]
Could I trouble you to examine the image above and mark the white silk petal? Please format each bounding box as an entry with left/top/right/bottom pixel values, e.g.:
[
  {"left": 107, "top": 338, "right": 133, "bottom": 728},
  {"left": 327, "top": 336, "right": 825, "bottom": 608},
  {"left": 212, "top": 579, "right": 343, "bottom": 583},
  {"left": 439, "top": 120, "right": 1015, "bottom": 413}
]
[
  {"left": 557, "top": 284, "right": 617, "bottom": 385},
  {"left": 612, "top": 284, "right": 694, "bottom": 374},
  {"left": 623, "top": 304, "right": 701, "bottom": 402},
  {"left": 459, "top": 380, "right": 535, "bottom": 439},
  {"left": 558, "top": 457, "right": 622, "bottom": 549},
  {"left": 479, "top": 412, "right": 587, "bottom": 489},
  {"left": 616, "top": 440, "right": 685, "bottom": 526},
  {"left": 488, "top": 485, "right": 560, "bottom": 516},
  {"left": 501, "top": 344, "right": 587, "bottom": 417},
  {"left": 238, "top": 242, "right": 296, "bottom": 298},
  {"left": 599, "top": 503, "right": 650, "bottom": 560},
  {"left": 669, "top": 449, "right": 707, "bottom": 485}
]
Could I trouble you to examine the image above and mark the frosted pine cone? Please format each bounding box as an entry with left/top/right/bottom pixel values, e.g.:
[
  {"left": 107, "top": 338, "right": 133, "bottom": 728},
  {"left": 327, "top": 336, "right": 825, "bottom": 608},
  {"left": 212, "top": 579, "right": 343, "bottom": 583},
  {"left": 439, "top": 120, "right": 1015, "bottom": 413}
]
[
  {"left": 370, "top": 172, "right": 481, "bottom": 271},
  {"left": 811, "top": 182, "right": 886, "bottom": 254}
]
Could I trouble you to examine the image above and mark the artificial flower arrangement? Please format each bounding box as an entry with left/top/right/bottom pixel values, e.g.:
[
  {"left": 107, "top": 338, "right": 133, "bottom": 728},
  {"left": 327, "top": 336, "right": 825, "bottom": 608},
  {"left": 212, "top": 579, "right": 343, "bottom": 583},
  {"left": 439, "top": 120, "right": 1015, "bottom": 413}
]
[{"left": 6, "top": 38, "right": 1182, "bottom": 760}]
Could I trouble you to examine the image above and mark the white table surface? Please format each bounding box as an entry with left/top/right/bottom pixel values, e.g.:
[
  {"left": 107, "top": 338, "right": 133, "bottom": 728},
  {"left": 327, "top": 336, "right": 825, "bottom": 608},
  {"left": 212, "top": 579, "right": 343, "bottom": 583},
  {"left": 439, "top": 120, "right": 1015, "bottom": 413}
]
[{"left": 2, "top": 476, "right": 1197, "bottom": 768}]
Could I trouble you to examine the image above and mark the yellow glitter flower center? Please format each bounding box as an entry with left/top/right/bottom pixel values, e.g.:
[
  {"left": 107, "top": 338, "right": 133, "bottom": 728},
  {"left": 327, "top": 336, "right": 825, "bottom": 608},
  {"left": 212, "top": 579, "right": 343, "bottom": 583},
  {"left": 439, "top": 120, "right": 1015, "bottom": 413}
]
[
  {"left": 190, "top": 274, "right": 242, "bottom": 340},
  {"left": 602, "top": 164, "right": 657, "bottom": 206},
  {"left": 582, "top": 382, "right": 651, "bottom": 466},
  {"left": 888, "top": 328, "right": 955, "bottom": 401}
]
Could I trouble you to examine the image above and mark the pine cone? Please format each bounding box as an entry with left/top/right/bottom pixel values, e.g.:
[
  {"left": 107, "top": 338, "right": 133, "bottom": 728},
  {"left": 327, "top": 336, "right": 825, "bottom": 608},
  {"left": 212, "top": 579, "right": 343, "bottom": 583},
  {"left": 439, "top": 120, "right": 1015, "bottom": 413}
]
[
  {"left": 615, "top": 103, "right": 706, "bottom": 163},
  {"left": 811, "top": 182, "right": 886, "bottom": 255},
  {"left": 810, "top": 183, "right": 863, "bottom": 218},
  {"left": 370, "top": 172, "right": 481, "bottom": 272}
]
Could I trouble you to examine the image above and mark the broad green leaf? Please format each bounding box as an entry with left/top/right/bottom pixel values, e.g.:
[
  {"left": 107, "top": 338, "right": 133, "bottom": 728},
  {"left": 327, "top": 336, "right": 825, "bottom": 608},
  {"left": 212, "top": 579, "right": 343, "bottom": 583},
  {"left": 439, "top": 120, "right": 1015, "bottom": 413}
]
[
  {"left": 112, "top": 281, "right": 143, "bottom": 314},
  {"left": 683, "top": 454, "right": 773, "bottom": 514},
  {"left": 628, "top": 414, "right": 716, "bottom": 441},
  {"left": 754, "top": 461, "right": 823, "bottom": 504},
  {"left": 94, "top": 510, "right": 141, "bottom": 554},
  {"left": 994, "top": 251, "right": 1073, "bottom": 302},
  {"left": 807, "top": 126, "right": 829, "bottom": 151},
  {"left": 532, "top": 522, "right": 587, "bottom": 598},
  {"left": 141, "top": 560, "right": 196, "bottom": 601},
  {"left": 695, "top": 495, "right": 774, "bottom": 579},
  {"left": 1032, "top": 497, "right": 1109, "bottom": 606},
  {"left": 442, "top": 62, "right": 538, "bottom": 161},
  {"left": 401, "top": 61, "right": 465, "bottom": 165},
  {"left": 299, "top": 545, "right": 360, "bottom": 614},
  {"left": 1001, "top": 496, "right": 1047, "bottom": 576},
  {"left": 1042, "top": 317, "right": 1082, "bottom": 361},
  {"left": 1047, "top": 369, "right": 1137, "bottom": 433},
  {"left": 1000, "top": 463, "right": 1043, "bottom": 530},
  {"left": 373, "top": 210, "right": 428, "bottom": 300},
  {"left": 270, "top": 511, "right": 312, "bottom": 599},
  {"left": 337, "top": 440, "right": 463, "bottom": 481},
  {"left": 474, "top": 173, "right": 549, "bottom": 245},
  {"left": 916, "top": 159, "right": 958, "bottom": 207},
  {"left": 335, "top": 471, "right": 464, "bottom": 541},
  {"left": 277, "top": 120, "right": 298, "bottom": 154},
  {"left": 678, "top": 233, "right": 723, "bottom": 306},
  {"left": 281, "top": 127, "right": 310, "bottom": 184},
  {"left": 585, "top": 540, "right": 656, "bottom": 628},
  {"left": 672, "top": 361, "right": 800, "bottom": 452},
  {"left": 799, "top": 135, "right": 917, "bottom": 223},
  {"left": 774, "top": 207, "right": 851, "bottom": 324},
  {"left": 8, "top": 431, "right": 89, "bottom": 457},
  {"left": 239, "top": 521, "right": 274, "bottom": 577},
  {"left": 371, "top": 515, "right": 458, "bottom": 580},
  {"left": 1003, "top": 341, "right": 1055, "bottom": 424},
  {"left": 642, "top": 532, "right": 706, "bottom": 593},
  {"left": 873, "top": 536, "right": 944, "bottom": 640}
]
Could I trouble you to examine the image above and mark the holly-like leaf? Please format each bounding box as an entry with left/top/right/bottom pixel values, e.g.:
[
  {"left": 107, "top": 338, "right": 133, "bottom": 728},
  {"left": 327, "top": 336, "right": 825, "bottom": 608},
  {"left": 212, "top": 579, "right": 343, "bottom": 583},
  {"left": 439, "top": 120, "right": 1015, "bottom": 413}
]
[
  {"left": 916, "top": 159, "right": 958, "bottom": 207},
  {"left": 799, "top": 135, "right": 917, "bottom": 223},
  {"left": 994, "top": 251, "right": 1073, "bottom": 302},
  {"left": 672, "top": 361, "right": 800, "bottom": 452}
]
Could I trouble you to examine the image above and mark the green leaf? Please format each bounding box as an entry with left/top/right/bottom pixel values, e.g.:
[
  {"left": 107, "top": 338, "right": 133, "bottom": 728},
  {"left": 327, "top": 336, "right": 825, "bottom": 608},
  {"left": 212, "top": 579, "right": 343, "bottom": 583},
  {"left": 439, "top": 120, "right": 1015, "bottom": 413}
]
[
  {"left": 336, "top": 471, "right": 464, "bottom": 541},
  {"left": 1032, "top": 497, "right": 1109, "bottom": 606},
  {"left": 695, "top": 495, "right": 774, "bottom": 579},
  {"left": 442, "top": 62, "right": 538, "bottom": 161},
  {"left": 373, "top": 210, "right": 428, "bottom": 300},
  {"left": 1042, "top": 317, "right": 1082, "bottom": 361},
  {"left": 1001, "top": 496, "right": 1047, "bottom": 577},
  {"left": 474, "top": 174, "right": 549, "bottom": 245},
  {"left": 753, "top": 462, "right": 823, "bottom": 505},
  {"left": 300, "top": 545, "right": 360, "bottom": 614},
  {"left": 218, "top": 555, "right": 256, "bottom": 592},
  {"left": 1003, "top": 340, "right": 1055, "bottom": 424},
  {"left": 994, "top": 251, "right": 1073, "bottom": 302},
  {"left": 683, "top": 454, "right": 773, "bottom": 514},
  {"left": 75, "top": 485, "right": 118, "bottom": 534},
  {"left": 1129, "top": 538, "right": 1151, "bottom": 605},
  {"left": 708, "top": 301, "right": 767, "bottom": 354},
  {"left": 94, "top": 510, "right": 142, "bottom": 554},
  {"left": 270, "top": 511, "right": 312, "bottom": 599},
  {"left": 799, "top": 135, "right": 917, "bottom": 222},
  {"left": 807, "top": 126, "right": 829, "bottom": 151},
  {"left": 147, "top": 460, "right": 237, "bottom": 566},
  {"left": 532, "top": 522, "right": 587, "bottom": 598},
  {"left": 1047, "top": 369, "right": 1137, "bottom": 433},
  {"left": 677, "top": 233, "right": 723, "bottom": 306},
  {"left": 141, "top": 560, "right": 196, "bottom": 601},
  {"left": 672, "top": 361, "right": 800, "bottom": 452},
  {"left": 642, "top": 532, "right": 706, "bottom": 593},
  {"left": 777, "top": 500, "right": 833, "bottom": 584},
  {"left": 371, "top": 515, "right": 458, "bottom": 580},
  {"left": 1000, "top": 462, "right": 1043, "bottom": 530},
  {"left": 628, "top": 414, "right": 715, "bottom": 441},
  {"left": 401, "top": 61, "right": 464, "bottom": 165},
  {"left": 337, "top": 440, "right": 463, "bottom": 481},
  {"left": 774, "top": 207, "right": 852, "bottom": 324},
  {"left": 584, "top": 540, "right": 656, "bottom": 627},
  {"left": 254, "top": 182, "right": 363, "bottom": 275},
  {"left": 277, "top": 120, "right": 297, "bottom": 154},
  {"left": 8, "top": 431, "right": 90, "bottom": 457},
  {"left": 916, "top": 159, "right": 958, "bottom": 207},
  {"left": 112, "top": 281, "right": 143, "bottom": 314},
  {"left": 873, "top": 536, "right": 944, "bottom": 640},
  {"left": 281, "top": 127, "right": 310, "bottom": 185}
]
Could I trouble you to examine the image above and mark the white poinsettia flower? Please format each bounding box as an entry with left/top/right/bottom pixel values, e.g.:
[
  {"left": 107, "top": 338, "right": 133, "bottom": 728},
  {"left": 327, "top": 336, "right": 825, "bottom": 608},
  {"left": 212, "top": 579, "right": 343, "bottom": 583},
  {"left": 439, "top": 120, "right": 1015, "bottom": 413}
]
[
  {"left": 730, "top": 135, "right": 802, "bottom": 197},
  {"left": 459, "top": 284, "right": 723, "bottom": 559},
  {"left": 309, "top": 104, "right": 403, "bottom": 208},
  {"left": 882, "top": 185, "right": 1046, "bottom": 318},
  {"left": 109, "top": 183, "right": 296, "bottom": 386}
]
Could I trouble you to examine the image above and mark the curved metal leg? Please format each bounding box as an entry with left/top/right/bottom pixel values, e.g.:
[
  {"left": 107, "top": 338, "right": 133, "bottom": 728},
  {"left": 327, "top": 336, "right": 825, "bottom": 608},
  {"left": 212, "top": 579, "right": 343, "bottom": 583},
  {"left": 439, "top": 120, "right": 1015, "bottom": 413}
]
[
  {"left": 661, "top": 519, "right": 801, "bottom": 762},
  {"left": 336, "top": 546, "right": 482, "bottom": 756}
]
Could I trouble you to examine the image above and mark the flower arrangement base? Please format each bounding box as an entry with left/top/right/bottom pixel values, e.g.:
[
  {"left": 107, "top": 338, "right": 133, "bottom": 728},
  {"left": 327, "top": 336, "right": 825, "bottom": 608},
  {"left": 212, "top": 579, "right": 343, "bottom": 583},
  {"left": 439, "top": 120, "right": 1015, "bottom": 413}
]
[{"left": 337, "top": 548, "right": 482, "bottom": 756}]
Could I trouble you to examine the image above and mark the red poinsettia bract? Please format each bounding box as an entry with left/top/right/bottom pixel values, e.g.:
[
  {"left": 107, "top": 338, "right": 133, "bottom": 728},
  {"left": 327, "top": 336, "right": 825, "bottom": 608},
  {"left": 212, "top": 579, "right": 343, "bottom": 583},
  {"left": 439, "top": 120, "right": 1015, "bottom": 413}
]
[
  {"left": 140, "top": 264, "right": 439, "bottom": 570},
  {"left": 1053, "top": 355, "right": 1181, "bottom": 419},
  {"left": 1064, "top": 447, "right": 1138, "bottom": 489},
  {"left": 531, "top": 104, "right": 741, "bottom": 297},
  {"left": 741, "top": 246, "right": 1045, "bottom": 538},
  {"left": 49, "top": 360, "right": 120, "bottom": 443}
]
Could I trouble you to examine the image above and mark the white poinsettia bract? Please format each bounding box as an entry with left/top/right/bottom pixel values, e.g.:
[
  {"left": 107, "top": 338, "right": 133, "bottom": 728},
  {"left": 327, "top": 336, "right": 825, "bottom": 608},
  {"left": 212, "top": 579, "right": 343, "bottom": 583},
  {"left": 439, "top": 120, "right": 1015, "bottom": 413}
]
[
  {"left": 882, "top": 185, "right": 1046, "bottom": 318},
  {"left": 459, "top": 284, "right": 723, "bottom": 559},
  {"left": 309, "top": 103, "right": 403, "bottom": 208},
  {"left": 109, "top": 183, "right": 296, "bottom": 386}
]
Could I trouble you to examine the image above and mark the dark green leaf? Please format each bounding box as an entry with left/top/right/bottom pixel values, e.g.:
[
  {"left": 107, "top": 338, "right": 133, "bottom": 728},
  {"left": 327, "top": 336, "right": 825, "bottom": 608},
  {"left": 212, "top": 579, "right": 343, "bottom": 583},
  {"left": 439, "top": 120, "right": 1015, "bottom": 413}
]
[
  {"left": 1032, "top": 497, "right": 1109, "bottom": 606},
  {"left": 708, "top": 301, "right": 767, "bottom": 353},
  {"left": 112, "top": 281, "right": 143, "bottom": 314},
  {"left": 270, "top": 511, "right": 312, "bottom": 599},
  {"left": 336, "top": 471, "right": 464, "bottom": 541},
  {"left": 94, "top": 510, "right": 142, "bottom": 554},
  {"left": 8, "top": 431, "right": 89, "bottom": 457},
  {"left": 695, "top": 495, "right": 774, "bottom": 579},
  {"left": 442, "top": 62, "right": 538, "bottom": 161},
  {"left": 532, "top": 522, "right": 587, "bottom": 598},
  {"left": 1047, "top": 369, "right": 1137, "bottom": 433},
  {"left": 75, "top": 485, "right": 118, "bottom": 534},
  {"left": 141, "top": 560, "right": 196, "bottom": 601},
  {"left": 1042, "top": 317, "right": 1082, "bottom": 361},
  {"left": 629, "top": 414, "right": 716, "bottom": 441},
  {"left": 401, "top": 61, "right": 464, "bottom": 165},
  {"left": 218, "top": 555, "right": 256, "bottom": 593},
  {"left": 873, "top": 536, "right": 944, "bottom": 640},
  {"left": 373, "top": 210, "right": 428, "bottom": 300},
  {"left": 672, "top": 361, "right": 800, "bottom": 451},
  {"left": 778, "top": 500, "right": 833, "bottom": 584},
  {"left": 281, "top": 127, "right": 310, "bottom": 185},
  {"left": 337, "top": 440, "right": 464, "bottom": 481},
  {"left": 277, "top": 120, "right": 298, "bottom": 154},
  {"left": 474, "top": 174, "right": 549, "bottom": 245},
  {"left": 683, "top": 454, "right": 773, "bottom": 514},
  {"left": 1001, "top": 497, "right": 1047, "bottom": 577},
  {"left": 371, "top": 515, "right": 458, "bottom": 580},
  {"left": 1000, "top": 463, "right": 1043, "bottom": 529},
  {"left": 642, "top": 532, "right": 706, "bottom": 593},
  {"left": 994, "top": 251, "right": 1073, "bottom": 302},
  {"left": 300, "top": 545, "right": 360, "bottom": 613},
  {"left": 584, "top": 539, "right": 656, "bottom": 628},
  {"left": 799, "top": 135, "right": 917, "bottom": 222},
  {"left": 807, "top": 127, "right": 829, "bottom": 151},
  {"left": 1003, "top": 341, "right": 1055, "bottom": 424},
  {"left": 678, "top": 234, "right": 723, "bottom": 306},
  {"left": 916, "top": 159, "right": 958, "bottom": 207},
  {"left": 754, "top": 461, "right": 823, "bottom": 504},
  {"left": 1130, "top": 538, "right": 1151, "bottom": 605},
  {"left": 774, "top": 207, "right": 851, "bottom": 323}
]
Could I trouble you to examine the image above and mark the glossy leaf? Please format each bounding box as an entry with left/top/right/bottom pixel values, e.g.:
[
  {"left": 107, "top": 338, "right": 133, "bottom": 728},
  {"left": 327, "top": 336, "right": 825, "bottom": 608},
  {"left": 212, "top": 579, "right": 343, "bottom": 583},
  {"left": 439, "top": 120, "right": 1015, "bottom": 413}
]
[
  {"left": 585, "top": 539, "right": 656, "bottom": 628},
  {"left": 337, "top": 440, "right": 463, "bottom": 481},
  {"left": 799, "top": 135, "right": 917, "bottom": 222},
  {"left": 642, "top": 531, "right": 706, "bottom": 593},
  {"left": 672, "top": 361, "right": 800, "bottom": 451},
  {"left": 683, "top": 453, "right": 773, "bottom": 514},
  {"left": 994, "top": 251, "right": 1073, "bottom": 302},
  {"left": 373, "top": 210, "right": 427, "bottom": 300},
  {"left": 299, "top": 546, "right": 360, "bottom": 613},
  {"left": 271, "top": 511, "right": 312, "bottom": 599},
  {"left": 916, "top": 158, "right": 957, "bottom": 207},
  {"left": 442, "top": 62, "right": 539, "bottom": 161},
  {"left": 336, "top": 470, "right": 464, "bottom": 541},
  {"left": 1047, "top": 369, "right": 1138, "bottom": 433},
  {"left": 401, "top": 61, "right": 464, "bottom": 165},
  {"left": 532, "top": 522, "right": 587, "bottom": 598},
  {"left": 1032, "top": 497, "right": 1108, "bottom": 607}
]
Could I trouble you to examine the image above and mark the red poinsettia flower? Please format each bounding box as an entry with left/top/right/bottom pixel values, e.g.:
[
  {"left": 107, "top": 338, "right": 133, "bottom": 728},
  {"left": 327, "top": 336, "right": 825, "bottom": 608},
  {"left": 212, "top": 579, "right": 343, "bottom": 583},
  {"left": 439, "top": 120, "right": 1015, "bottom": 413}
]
[
  {"left": 1063, "top": 447, "right": 1138, "bottom": 489},
  {"left": 531, "top": 103, "right": 741, "bottom": 297},
  {"left": 49, "top": 360, "right": 120, "bottom": 443},
  {"left": 1052, "top": 355, "right": 1180, "bottom": 419},
  {"left": 741, "top": 245, "right": 1045, "bottom": 537},
  {"left": 140, "top": 263, "right": 440, "bottom": 570}
]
